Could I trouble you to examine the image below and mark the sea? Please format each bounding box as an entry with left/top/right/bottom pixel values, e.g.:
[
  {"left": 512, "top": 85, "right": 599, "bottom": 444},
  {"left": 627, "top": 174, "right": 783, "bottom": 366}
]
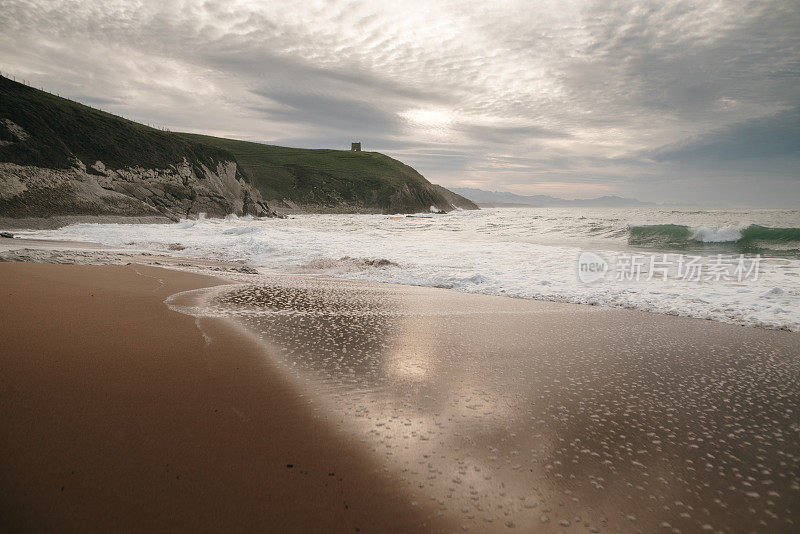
[{"left": 23, "top": 207, "right": 800, "bottom": 331}]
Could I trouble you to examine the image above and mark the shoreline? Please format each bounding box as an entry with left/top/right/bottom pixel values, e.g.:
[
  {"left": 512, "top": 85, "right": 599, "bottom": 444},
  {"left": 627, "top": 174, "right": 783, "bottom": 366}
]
[{"left": 1, "top": 236, "right": 797, "bottom": 333}]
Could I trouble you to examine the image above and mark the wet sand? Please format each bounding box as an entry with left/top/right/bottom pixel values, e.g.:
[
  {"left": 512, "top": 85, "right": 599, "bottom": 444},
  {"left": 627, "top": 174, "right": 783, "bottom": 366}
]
[
  {"left": 174, "top": 276, "right": 800, "bottom": 533},
  {"left": 0, "top": 263, "right": 452, "bottom": 532}
]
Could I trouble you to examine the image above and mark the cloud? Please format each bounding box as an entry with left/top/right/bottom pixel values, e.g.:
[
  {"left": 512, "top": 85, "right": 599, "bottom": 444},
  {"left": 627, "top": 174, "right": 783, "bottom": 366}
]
[
  {"left": 654, "top": 107, "right": 800, "bottom": 162},
  {"left": 457, "top": 123, "right": 571, "bottom": 144},
  {"left": 249, "top": 89, "right": 402, "bottom": 135}
]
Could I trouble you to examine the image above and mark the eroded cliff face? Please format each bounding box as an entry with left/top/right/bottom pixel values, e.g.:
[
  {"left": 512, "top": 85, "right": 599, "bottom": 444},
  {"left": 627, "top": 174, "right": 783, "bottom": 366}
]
[{"left": 0, "top": 155, "right": 273, "bottom": 221}]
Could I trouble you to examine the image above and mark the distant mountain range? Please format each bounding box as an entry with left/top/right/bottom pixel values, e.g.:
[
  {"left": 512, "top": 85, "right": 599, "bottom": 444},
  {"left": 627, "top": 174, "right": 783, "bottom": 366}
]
[{"left": 450, "top": 187, "right": 656, "bottom": 207}]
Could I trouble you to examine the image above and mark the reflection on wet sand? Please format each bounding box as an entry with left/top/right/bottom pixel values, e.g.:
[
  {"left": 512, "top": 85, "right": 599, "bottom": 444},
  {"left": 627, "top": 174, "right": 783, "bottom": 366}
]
[{"left": 177, "top": 275, "right": 799, "bottom": 532}]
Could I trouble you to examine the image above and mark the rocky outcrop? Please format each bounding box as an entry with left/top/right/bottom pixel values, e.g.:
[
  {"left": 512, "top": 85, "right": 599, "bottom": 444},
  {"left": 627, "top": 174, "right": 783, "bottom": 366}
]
[
  {"left": 0, "top": 158, "right": 273, "bottom": 221},
  {"left": 431, "top": 185, "right": 479, "bottom": 211},
  {"left": 384, "top": 182, "right": 468, "bottom": 214}
]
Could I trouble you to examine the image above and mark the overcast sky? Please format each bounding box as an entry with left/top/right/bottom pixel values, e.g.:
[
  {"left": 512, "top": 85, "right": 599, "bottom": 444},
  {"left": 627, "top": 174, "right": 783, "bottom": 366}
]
[{"left": 1, "top": 0, "right": 798, "bottom": 206}]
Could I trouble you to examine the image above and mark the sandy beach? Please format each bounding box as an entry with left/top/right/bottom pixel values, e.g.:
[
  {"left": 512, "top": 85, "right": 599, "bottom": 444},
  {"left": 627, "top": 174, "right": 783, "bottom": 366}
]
[{"left": 1, "top": 255, "right": 798, "bottom": 532}]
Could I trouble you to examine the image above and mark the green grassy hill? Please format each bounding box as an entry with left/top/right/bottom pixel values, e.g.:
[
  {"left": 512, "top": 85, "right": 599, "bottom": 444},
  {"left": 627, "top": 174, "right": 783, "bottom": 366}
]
[
  {"left": 0, "top": 76, "right": 236, "bottom": 174},
  {"left": 179, "top": 133, "right": 478, "bottom": 213}
]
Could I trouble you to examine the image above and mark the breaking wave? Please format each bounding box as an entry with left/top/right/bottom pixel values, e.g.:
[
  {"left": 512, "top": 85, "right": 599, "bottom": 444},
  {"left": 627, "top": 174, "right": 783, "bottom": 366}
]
[{"left": 628, "top": 224, "right": 800, "bottom": 251}]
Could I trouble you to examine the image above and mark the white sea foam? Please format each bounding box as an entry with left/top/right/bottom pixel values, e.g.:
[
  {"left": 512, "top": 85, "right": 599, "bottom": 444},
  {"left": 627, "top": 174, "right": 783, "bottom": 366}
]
[
  {"left": 690, "top": 225, "right": 746, "bottom": 242},
  {"left": 21, "top": 207, "right": 800, "bottom": 331}
]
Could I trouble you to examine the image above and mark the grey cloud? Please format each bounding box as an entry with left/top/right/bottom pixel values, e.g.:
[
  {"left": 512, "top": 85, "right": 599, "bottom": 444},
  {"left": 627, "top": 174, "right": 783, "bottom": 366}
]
[
  {"left": 249, "top": 89, "right": 402, "bottom": 135},
  {"left": 198, "top": 46, "right": 447, "bottom": 104},
  {"left": 653, "top": 107, "right": 800, "bottom": 162},
  {"left": 457, "top": 123, "right": 571, "bottom": 144}
]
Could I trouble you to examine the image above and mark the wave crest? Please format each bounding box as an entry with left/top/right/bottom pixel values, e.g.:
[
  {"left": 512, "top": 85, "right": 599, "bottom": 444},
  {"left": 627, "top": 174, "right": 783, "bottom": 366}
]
[{"left": 628, "top": 223, "right": 800, "bottom": 249}]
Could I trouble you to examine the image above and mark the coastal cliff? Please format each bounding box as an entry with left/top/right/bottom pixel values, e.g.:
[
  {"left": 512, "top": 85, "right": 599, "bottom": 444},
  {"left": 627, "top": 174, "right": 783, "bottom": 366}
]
[
  {"left": 0, "top": 75, "right": 272, "bottom": 222},
  {"left": 180, "top": 134, "right": 479, "bottom": 214},
  {"left": 0, "top": 75, "right": 476, "bottom": 223}
]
